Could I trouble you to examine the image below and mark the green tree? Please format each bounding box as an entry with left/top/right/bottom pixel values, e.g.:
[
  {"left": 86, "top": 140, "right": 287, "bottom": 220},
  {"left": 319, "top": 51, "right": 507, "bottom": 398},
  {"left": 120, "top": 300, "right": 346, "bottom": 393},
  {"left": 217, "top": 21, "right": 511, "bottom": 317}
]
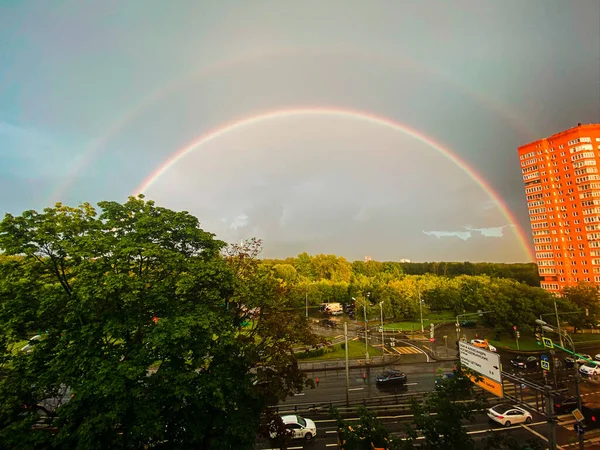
[
  {"left": 0, "top": 198, "right": 314, "bottom": 450},
  {"left": 561, "top": 282, "right": 600, "bottom": 332}
]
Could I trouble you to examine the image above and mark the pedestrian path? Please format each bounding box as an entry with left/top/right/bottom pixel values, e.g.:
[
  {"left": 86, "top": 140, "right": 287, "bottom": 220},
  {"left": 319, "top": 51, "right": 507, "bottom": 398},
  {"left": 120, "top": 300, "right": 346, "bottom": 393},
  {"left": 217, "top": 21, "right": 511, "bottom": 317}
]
[{"left": 390, "top": 345, "right": 423, "bottom": 355}]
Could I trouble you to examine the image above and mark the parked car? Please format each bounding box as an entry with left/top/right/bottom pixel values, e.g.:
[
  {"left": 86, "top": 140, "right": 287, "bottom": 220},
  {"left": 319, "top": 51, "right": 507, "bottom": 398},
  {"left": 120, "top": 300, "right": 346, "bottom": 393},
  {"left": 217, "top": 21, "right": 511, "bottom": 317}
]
[
  {"left": 511, "top": 356, "right": 538, "bottom": 370},
  {"left": 487, "top": 404, "right": 532, "bottom": 427},
  {"left": 269, "top": 415, "right": 317, "bottom": 441},
  {"left": 594, "top": 354, "right": 600, "bottom": 361},
  {"left": 580, "top": 361, "right": 600, "bottom": 377},
  {"left": 554, "top": 395, "right": 581, "bottom": 414},
  {"left": 375, "top": 370, "right": 407, "bottom": 386},
  {"left": 460, "top": 320, "right": 476, "bottom": 327},
  {"left": 565, "top": 354, "right": 592, "bottom": 368}
]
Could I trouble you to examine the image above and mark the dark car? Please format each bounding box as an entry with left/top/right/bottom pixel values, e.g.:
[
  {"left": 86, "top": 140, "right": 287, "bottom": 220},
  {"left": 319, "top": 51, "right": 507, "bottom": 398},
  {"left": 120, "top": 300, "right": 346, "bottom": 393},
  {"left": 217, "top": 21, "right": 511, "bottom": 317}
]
[
  {"left": 375, "top": 370, "right": 407, "bottom": 386},
  {"left": 321, "top": 319, "right": 337, "bottom": 328},
  {"left": 511, "top": 356, "right": 538, "bottom": 369},
  {"left": 435, "top": 373, "right": 454, "bottom": 388},
  {"left": 565, "top": 354, "right": 592, "bottom": 369},
  {"left": 460, "top": 320, "right": 476, "bottom": 328},
  {"left": 554, "top": 395, "right": 580, "bottom": 414}
]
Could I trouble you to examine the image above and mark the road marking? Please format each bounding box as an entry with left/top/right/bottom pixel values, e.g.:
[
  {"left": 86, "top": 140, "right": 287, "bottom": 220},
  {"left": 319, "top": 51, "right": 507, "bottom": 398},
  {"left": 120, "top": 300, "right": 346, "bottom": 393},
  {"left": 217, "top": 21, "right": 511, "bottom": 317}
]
[
  {"left": 390, "top": 346, "right": 422, "bottom": 355},
  {"left": 348, "top": 387, "right": 364, "bottom": 391},
  {"left": 326, "top": 430, "right": 337, "bottom": 434},
  {"left": 522, "top": 424, "right": 557, "bottom": 447},
  {"left": 325, "top": 444, "right": 338, "bottom": 447},
  {"left": 406, "top": 382, "right": 418, "bottom": 386},
  {"left": 292, "top": 393, "right": 305, "bottom": 396},
  {"left": 399, "top": 341, "right": 431, "bottom": 362}
]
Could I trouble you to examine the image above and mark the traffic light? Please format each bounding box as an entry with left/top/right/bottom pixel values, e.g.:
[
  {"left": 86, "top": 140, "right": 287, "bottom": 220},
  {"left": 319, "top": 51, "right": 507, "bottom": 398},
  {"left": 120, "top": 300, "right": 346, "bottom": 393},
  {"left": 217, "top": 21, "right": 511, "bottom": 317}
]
[
  {"left": 516, "top": 331, "right": 521, "bottom": 339},
  {"left": 535, "top": 333, "right": 542, "bottom": 346}
]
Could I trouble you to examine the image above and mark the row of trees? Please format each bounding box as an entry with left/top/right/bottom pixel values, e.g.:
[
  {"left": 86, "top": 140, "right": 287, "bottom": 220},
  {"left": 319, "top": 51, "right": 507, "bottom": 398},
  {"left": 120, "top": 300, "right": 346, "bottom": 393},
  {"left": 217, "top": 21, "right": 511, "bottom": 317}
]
[
  {"left": 262, "top": 254, "right": 540, "bottom": 286},
  {"left": 0, "top": 197, "right": 319, "bottom": 449},
  {"left": 263, "top": 259, "right": 599, "bottom": 336}
]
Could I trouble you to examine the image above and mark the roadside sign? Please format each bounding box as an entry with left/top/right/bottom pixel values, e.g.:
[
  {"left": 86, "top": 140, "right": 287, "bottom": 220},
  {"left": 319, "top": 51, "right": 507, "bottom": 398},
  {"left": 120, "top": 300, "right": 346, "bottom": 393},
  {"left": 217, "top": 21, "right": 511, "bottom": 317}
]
[
  {"left": 465, "top": 372, "right": 503, "bottom": 397},
  {"left": 458, "top": 341, "right": 502, "bottom": 383},
  {"left": 541, "top": 360, "right": 550, "bottom": 370},
  {"left": 543, "top": 337, "right": 554, "bottom": 349},
  {"left": 574, "top": 422, "right": 585, "bottom": 435},
  {"left": 573, "top": 408, "right": 584, "bottom": 423},
  {"left": 541, "top": 354, "right": 549, "bottom": 362}
]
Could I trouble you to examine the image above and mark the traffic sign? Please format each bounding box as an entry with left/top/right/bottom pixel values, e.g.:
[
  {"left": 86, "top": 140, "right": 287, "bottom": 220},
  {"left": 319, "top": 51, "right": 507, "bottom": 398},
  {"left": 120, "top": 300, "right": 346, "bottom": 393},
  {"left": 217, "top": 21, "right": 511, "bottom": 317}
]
[
  {"left": 573, "top": 408, "right": 584, "bottom": 423},
  {"left": 543, "top": 337, "right": 554, "bottom": 349},
  {"left": 541, "top": 360, "right": 550, "bottom": 370},
  {"left": 574, "top": 422, "right": 585, "bottom": 435},
  {"left": 541, "top": 354, "right": 549, "bottom": 362},
  {"left": 459, "top": 341, "right": 502, "bottom": 384}
]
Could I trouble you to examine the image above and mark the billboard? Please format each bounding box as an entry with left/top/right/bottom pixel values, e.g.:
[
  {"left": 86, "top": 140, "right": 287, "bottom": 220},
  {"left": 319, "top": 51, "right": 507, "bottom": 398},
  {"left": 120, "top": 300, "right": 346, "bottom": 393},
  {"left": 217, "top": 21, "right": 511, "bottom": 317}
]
[{"left": 459, "top": 341, "right": 503, "bottom": 398}]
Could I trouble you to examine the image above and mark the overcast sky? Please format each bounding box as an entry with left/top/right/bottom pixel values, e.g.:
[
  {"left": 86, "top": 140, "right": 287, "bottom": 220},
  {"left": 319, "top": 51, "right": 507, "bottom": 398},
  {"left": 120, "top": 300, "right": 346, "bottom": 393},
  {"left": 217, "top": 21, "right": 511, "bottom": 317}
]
[{"left": 1, "top": 0, "right": 599, "bottom": 262}]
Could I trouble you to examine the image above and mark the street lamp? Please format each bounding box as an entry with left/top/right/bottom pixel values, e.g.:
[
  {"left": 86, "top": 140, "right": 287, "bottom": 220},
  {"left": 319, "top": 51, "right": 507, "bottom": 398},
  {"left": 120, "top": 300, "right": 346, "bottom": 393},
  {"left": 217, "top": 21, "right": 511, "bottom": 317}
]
[
  {"left": 379, "top": 301, "right": 385, "bottom": 361},
  {"left": 416, "top": 285, "right": 424, "bottom": 333},
  {"left": 352, "top": 296, "right": 369, "bottom": 362},
  {"left": 536, "top": 319, "right": 584, "bottom": 450}
]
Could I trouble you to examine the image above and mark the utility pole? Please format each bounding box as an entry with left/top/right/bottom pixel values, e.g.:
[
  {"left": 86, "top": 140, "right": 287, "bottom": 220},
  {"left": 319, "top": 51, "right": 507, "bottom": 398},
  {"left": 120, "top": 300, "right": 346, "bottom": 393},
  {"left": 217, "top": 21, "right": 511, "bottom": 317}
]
[
  {"left": 363, "top": 302, "right": 369, "bottom": 362},
  {"left": 417, "top": 285, "right": 424, "bottom": 333},
  {"left": 379, "top": 301, "right": 385, "bottom": 362},
  {"left": 544, "top": 387, "right": 557, "bottom": 450},
  {"left": 554, "top": 299, "right": 564, "bottom": 348},
  {"left": 305, "top": 287, "right": 309, "bottom": 318},
  {"left": 344, "top": 322, "right": 350, "bottom": 407}
]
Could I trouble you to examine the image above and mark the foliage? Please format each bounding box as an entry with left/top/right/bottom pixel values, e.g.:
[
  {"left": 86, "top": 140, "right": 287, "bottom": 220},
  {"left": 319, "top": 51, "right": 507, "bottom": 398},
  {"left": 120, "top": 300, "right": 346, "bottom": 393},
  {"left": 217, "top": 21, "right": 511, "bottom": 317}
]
[
  {"left": 332, "top": 406, "right": 392, "bottom": 450},
  {"left": 561, "top": 282, "right": 600, "bottom": 332},
  {"left": 402, "top": 367, "right": 487, "bottom": 450},
  {"left": 0, "top": 198, "right": 316, "bottom": 450}
]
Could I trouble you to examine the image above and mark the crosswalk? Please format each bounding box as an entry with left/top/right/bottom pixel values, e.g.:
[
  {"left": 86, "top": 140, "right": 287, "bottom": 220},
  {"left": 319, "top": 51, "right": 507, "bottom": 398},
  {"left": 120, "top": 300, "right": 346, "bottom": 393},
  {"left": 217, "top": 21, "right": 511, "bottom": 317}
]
[{"left": 390, "top": 345, "right": 423, "bottom": 355}]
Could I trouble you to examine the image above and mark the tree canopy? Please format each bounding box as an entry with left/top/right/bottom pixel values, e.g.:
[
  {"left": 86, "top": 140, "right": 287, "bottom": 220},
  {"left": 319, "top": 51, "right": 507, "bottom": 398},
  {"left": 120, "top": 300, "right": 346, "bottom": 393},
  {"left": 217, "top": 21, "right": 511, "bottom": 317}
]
[{"left": 0, "top": 197, "right": 316, "bottom": 450}]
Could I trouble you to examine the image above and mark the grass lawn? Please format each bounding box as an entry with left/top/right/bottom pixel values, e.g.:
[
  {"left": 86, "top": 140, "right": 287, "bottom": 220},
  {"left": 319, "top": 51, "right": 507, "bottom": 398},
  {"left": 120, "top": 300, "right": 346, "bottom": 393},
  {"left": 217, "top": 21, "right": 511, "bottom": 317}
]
[
  {"left": 297, "top": 340, "right": 380, "bottom": 361},
  {"left": 488, "top": 336, "right": 541, "bottom": 352},
  {"left": 384, "top": 311, "right": 455, "bottom": 331}
]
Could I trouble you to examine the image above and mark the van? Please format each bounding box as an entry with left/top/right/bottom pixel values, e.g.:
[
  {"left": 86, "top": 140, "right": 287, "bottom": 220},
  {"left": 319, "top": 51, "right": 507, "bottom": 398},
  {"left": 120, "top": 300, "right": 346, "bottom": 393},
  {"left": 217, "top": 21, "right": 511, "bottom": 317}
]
[{"left": 323, "top": 303, "right": 343, "bottom": 314}]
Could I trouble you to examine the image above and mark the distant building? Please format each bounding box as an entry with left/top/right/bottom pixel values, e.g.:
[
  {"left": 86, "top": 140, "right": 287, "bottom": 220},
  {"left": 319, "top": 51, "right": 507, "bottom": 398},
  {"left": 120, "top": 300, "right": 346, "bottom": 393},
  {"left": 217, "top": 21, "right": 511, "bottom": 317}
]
[
  {"left": 518, "top": 123, "right": 600, "bottom": 293},
  {"left": 364, "top": 256, "right": 372, "bottom": 262},
  {"left": 399, "top": 258, "right": 411, "bottom": 263}
]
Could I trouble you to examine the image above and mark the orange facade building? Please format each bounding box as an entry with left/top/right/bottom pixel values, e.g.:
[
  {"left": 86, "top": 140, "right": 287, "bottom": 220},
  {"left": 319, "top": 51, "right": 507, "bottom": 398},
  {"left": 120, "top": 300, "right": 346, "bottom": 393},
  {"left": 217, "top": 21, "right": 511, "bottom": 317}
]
[{"left": 518, "top": 123, "right": 600, "bottom": 294}]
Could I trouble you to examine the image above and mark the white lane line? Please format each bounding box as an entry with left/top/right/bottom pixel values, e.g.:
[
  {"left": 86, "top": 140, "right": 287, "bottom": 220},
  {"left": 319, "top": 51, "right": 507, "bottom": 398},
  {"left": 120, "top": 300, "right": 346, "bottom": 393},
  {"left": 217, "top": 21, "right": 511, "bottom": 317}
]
[
  {"left": 406, "top": 382, "right": 418, "bottom": 386},
  {"left": 292, "top": 393, "right": 305, "bottom": 396},
  {"left": 348, "top": 387, "right": 364, "bottom": 391},
  {"left": 325, "top": 444, "right": 338, "bottom": 447},
  {"left": 326, "top": 430, "right": 337, "bottom": 434}
]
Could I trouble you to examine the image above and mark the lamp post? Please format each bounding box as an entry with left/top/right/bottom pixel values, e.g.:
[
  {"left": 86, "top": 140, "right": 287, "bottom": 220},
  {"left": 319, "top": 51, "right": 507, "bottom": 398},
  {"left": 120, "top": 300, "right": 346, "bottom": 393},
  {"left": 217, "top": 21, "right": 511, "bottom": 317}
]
[
  {"left": 536, "top": 319, "right": 584, "bottom": 450},
  {"left": 305, "top": 285, "right": 309, "bottom": 319},
  {"left": 379, "top": 301, "right": 385, "bottom": 361},
  {"left": 416, "top": 285, "right": 424, "bottom": 332},
  {"left": 352, "top": 296, "right": 369, "bottom": 362}
]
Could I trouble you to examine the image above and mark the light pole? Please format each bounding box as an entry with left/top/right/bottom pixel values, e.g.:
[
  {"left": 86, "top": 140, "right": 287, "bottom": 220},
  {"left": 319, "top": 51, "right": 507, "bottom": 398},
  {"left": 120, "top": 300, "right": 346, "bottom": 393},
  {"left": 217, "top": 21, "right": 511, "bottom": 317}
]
[
  {"left": 379, "top": 301, "right": 385, "bottom": 361},
  {"left": 417, "top": 285, "right": 424, "bottom": 332},
  {"left": 305, "top": 285, "right": 309, "bottom": 319},
  {"left": 536, "top": 319, "right": 584, "bottom": 450},
  {"left": 352, "top": 296, "right": 369, "bottom": 362}
]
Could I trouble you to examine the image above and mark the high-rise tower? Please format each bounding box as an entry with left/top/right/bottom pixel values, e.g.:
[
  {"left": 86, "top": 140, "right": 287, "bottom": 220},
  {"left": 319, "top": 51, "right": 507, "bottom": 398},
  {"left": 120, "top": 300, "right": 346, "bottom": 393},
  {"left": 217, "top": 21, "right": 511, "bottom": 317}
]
[{"left": 518, "top": 123, "right": 600, "bottom": 293}]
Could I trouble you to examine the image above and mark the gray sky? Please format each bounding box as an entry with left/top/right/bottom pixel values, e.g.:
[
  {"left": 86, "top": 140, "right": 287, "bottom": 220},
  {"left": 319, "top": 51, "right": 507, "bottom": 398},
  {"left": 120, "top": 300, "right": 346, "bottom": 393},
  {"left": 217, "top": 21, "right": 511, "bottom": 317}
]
[{"left": 1, "top": 0, "right": 599, "bottom": 262}]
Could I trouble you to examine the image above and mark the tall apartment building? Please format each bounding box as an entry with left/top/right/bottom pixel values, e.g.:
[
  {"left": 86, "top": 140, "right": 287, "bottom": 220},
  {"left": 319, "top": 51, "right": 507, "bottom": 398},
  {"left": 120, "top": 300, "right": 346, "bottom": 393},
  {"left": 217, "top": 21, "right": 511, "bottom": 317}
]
[{"left": 518, "top": 123, "right": 600, "bottom": 294}]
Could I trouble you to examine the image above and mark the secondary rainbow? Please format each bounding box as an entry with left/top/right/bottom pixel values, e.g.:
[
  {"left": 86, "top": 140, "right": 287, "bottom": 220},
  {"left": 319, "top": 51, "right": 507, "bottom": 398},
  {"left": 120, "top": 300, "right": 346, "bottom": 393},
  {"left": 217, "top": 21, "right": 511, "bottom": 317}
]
[{"left": 133, "top": 107, "right": 534, "bottom": 260}]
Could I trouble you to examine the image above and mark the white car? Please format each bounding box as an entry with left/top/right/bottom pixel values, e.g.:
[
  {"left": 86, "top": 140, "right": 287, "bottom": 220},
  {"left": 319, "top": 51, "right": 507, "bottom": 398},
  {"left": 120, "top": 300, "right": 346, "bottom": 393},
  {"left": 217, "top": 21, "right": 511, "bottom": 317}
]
[
  {"left": 580, "top": 361, "right": 600, "bottom": 377},
  {"left": 269, "top": 415, "right": 317, "bottom": 441},
  {"left": 20, "top": 334, "right": 42, "bottom": 353},
  {"left": 487, "top": 404, "right": 532, "bottom": 427},
  {"left": 594, "top": 354, "right": 600, "bottom": 361}
]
